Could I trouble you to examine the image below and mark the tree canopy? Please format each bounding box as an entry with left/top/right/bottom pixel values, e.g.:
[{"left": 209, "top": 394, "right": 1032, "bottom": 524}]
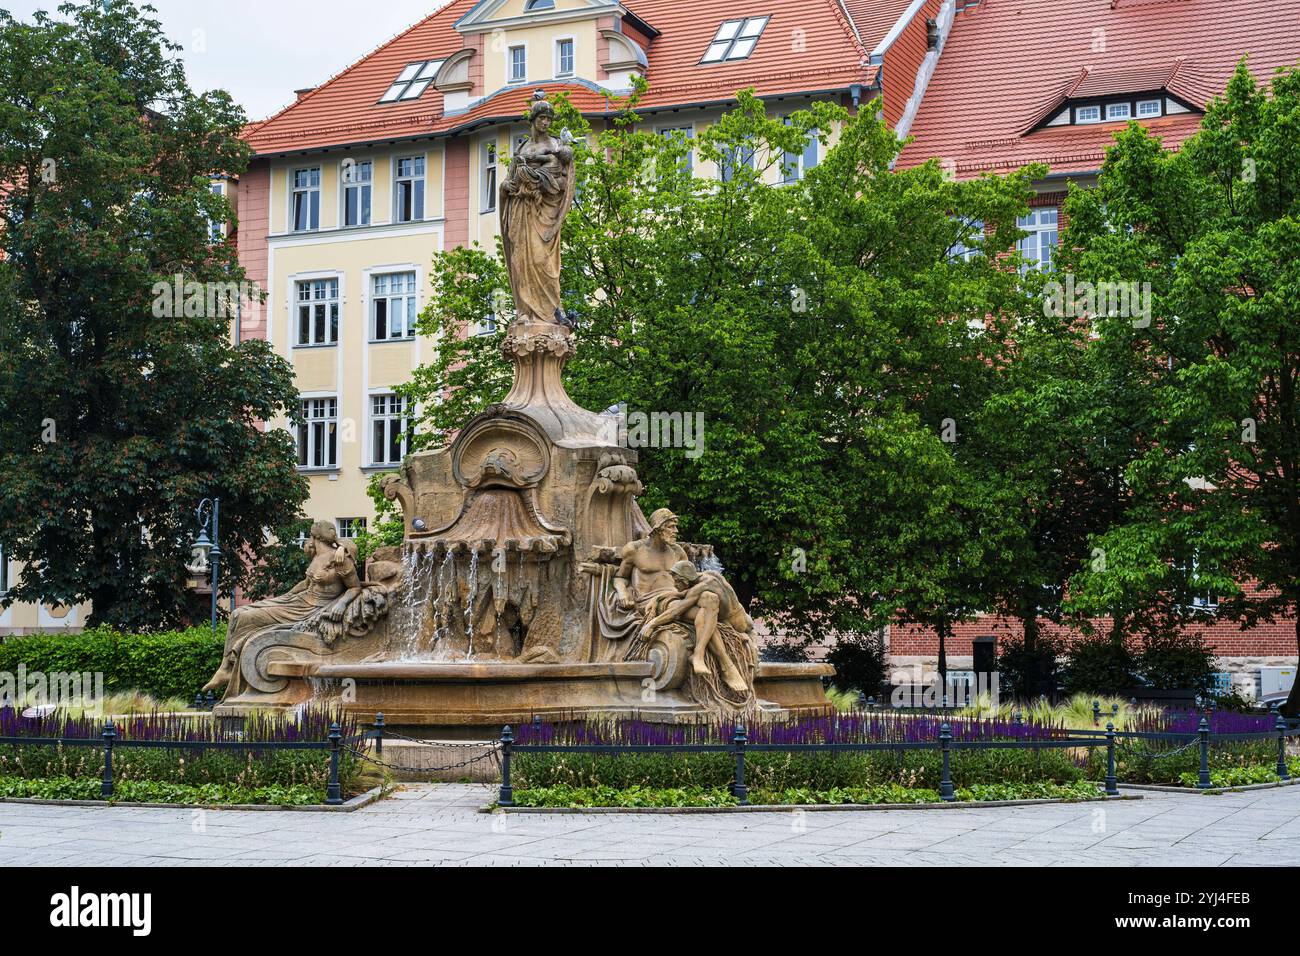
[
  {"left": 0, "top": 2, "right": 306, "bottom": 629},
  {"left": 406, "top": 86, "right": 1040, "bottom": 646}
]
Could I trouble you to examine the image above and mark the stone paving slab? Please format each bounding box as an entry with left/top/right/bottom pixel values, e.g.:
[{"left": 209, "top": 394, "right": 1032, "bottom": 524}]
[{"left": 1, "top": 783, "right": 1299, "bottom": 866}]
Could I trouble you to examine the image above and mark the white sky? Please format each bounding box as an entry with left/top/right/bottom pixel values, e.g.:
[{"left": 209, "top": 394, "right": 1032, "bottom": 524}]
[{"left": 5, "top": 0, "right": 453, "bottom": 120}]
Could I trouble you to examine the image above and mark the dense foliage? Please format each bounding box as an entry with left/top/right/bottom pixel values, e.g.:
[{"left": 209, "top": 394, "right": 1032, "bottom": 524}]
[
  {"left": 0, "top": 2, "right": 307, "bottom": 629},
  {"left": 1061, "top": 63, "right": 1300, "bottom": 714},
  {"left": 406, "top": 84, "right": 1039, "bottom": 649},
  {"left": 0, "top": 626, "right": 224, "bottom": 700}
]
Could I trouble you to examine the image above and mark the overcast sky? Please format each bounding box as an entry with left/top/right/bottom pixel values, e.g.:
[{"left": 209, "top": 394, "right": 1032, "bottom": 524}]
[{"left": 4, "top": 0, "right": 453, "bottom": 120}]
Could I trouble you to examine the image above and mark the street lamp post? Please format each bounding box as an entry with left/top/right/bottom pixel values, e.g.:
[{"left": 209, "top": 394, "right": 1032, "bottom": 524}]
[{"left": 193, "top": 498, "right": 222, "bottom": 635}]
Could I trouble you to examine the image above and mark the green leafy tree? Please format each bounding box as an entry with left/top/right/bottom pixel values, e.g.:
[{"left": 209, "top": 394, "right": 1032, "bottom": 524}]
[
  {"left": 406, "top": 86, "right": 1038, "bottom": 648},
  {"left": 1064, "top": 62, "right": 1300, "bottom": 714},
  {"left": 0, "top": 2, "right": 307, "bottom": 629}
]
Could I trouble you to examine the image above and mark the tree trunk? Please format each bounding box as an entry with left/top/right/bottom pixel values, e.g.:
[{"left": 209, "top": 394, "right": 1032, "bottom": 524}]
[{"left": 1283, "top": 613, "right": 1300, "bottom": 718}]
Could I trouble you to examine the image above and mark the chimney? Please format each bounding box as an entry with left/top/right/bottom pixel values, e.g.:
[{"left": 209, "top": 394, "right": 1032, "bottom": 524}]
[{"left": 294, "top": 87, "right": 316, "bottom": 101}]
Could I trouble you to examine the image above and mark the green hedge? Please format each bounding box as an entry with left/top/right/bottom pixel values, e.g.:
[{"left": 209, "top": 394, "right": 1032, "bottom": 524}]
[{"left": 0, "top": 626, "right": 225, "bottom": 701}]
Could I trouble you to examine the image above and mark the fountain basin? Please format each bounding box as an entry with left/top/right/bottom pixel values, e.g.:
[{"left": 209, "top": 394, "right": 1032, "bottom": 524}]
[{"left": 274, "top": 660, "right": 834, "bottom": 730}]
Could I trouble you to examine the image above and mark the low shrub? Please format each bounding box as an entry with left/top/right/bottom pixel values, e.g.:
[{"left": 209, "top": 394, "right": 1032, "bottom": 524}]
[
  {"left": 996, "top": 634, "right": 1064, "bottom": 700},
  {"left": 1135, "top": 632, "right": 1217, "bottom": 696},
  {"left": 1176, "top": 765, "right": 1280, "bottom": 789},
  {"left": 0, "top": 775, "right": 323, "bottom": 805},
  {"left": 1062, "top": 635, "right": 1137, "bottom": 695},
  {"left": 507, "top": 780, "right": 1103, "bottom": 808},
  {"left": 825, "top": 632, "right": 887, "bottom": 694},
  {"left": 0, "top": 626, "right": 225, "bottom": 701}
]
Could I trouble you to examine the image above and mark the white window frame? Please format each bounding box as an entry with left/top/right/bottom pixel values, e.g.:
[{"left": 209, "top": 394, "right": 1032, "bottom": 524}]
[
  {"left": 393, "top": 155, "right": 426, "bottom": 223},
  {"left": 337, "top": 517, "right": 368, "bottom": 539},
  {"left": 1106, "top": 101, "right": 1132, "bottom": 121},
  {"left": 1074, "top": 105, "right": 1102, "bottom": 124},
  {"left": 370, "top": 393, "right": 411, "bottom": 467},
  {"left": 525, "top": 0, "right": 555, "bottom": 9},
  {"left": 294, "top": 277, "right": 341, "bottom": 347},
  {"left": 701, "top": 16, "right": 770, "bottom": 63},
  {"left": 291, "top": 166, "right": 322, "bottom": 232},
  {"left": 341, "top": 158, "right": 373, "bottom": 228},
  {"left": 1137, "top": 98, "right": 1163, "bottom": 118},
  {"left": 508, "top": 44, "right": 528, "bottom": 84},
  {"left": 657, "top": 125, "right": 695, "bottom": 174},
  {"left": 719, "top": 140, "right": 755, "bottom": 182},
  {"left": 380, "top": 60, "right": 442, "bottom": 104},
  {"left": 482, "top": 140, "right": 499, "bottom": 213},
  {"left": 780, "top": 117, "right": 819, "bottom": 184},
  {"left": 208, "top": 181, "right": 226, "bottom": 241},
  {"left": 298, "top": 396, "right": 339, "bottom": 470},
  {"left": 948, "top": 216, "right": 985, "bottom": 262},
  {"left": 370, "top": 271, "right": 418, "bottom": 342},
  {"left": 555, "top": 36, "right": 575, "bottom": 77},
  {"left": 1017, "top": 207, "right": 1059, "bottom": 274}
]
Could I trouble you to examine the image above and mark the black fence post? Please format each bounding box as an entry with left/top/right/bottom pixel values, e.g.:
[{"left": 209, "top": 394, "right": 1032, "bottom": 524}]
[
  {"left": 1092, "top": 700, "right": 1101, "bottom": 727},
  {"left": 732, "top": 724, "right": 749, "bottom": 805},
  {"left": 326, "top": 722, "right": 343, "bottom": 806},
  {"left": 1197, "top": 717, "right": 1212, "bottom": 789},
  {"left": 939, "top": 722, "right": 955, "bottom": 802},
  {"left": 193, "top": 692, "right": 204, "bottom": 712},
  {"left": 100, "top": 720, "right": 116, "bottom": 799},
  {"left": 1013, "top": 709, "right": 1023, "bottom": 728},
  {"left": 498, "top": 725, "right": 514, "bottom": 807},
  {"left": 374, "top": 712, "right": 385, "bottom": 757},
  {"left": 205, "top": 690, "right": 216, "bottom": 711},
  {"left": 1104, "top": 721, "right": 1119, "bottom": 796},
  {"left": 1277, "top": 715, "right": 1290, "bottom": 782}
]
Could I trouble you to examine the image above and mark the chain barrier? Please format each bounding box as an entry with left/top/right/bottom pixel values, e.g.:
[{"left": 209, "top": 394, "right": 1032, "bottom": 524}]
[
  {"left": 347, "top": 741, "right": 502, "bottom": 775},
  {"left": 1115, "top": 738, "right": 1202, "bottom": 760}
]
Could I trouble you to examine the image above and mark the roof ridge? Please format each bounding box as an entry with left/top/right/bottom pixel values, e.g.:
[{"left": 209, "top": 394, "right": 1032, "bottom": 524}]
[
  {"left": 251, "top": 0, "right": 472, "bottom": 132},
  {"left": 824, "top": 0, "right": 870, "bottom": 58}
]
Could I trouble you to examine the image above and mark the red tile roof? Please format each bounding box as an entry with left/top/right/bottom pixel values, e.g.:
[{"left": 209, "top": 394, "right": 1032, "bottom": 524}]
[
  {"left": 842, "top": 0, "right": 920, "bottom": 51},
  {"left": 897, "top": 0, "right": 1300, "bottom": 178},
  {"left": 245, "top": 0, "right": 883, "bottom": 156}
]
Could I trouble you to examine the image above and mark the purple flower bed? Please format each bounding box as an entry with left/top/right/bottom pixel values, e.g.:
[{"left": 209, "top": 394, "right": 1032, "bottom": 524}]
[
  {"left": 0, "top": 705, "right": 357, "bottom": 744},
  {"left": 513, "top": 711, "right": 1066, "bottom": 747}
]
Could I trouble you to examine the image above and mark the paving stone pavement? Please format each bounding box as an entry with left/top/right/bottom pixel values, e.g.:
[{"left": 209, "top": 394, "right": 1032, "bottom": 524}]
[{"left": 1, "top": 784, "right": 1299, "bottom": 866}]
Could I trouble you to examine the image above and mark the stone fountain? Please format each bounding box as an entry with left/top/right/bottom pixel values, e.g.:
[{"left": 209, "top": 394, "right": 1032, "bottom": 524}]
[{"left": 210, "top": 93, "right": 832, "bottom": 731}]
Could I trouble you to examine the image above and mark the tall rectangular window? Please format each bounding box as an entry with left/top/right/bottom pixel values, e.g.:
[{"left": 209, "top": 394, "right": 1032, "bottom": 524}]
[
  {"left": 298, "top": 397, "right": 338, "bottom": 469},
  {"left": 394, "top": 156, "right": 425, "bottom": 223},
  {"left": 509, "top": 45, "right": 527, "bottom": 83},
  {"left": 372, "top": 271, "right": 417, "bottom": 341},
  {"left": 1018, "top": 207, "right": 1059, "bottom": 273},
  {"left": 371, "top": 394, "right": 410, "bottom": 466},
  {"left": 292, "top": 167, "right": 321, "bottom": 231},
  {"left": 343, "top": 159, "right": 373, "bottom": 227},
  {"left": 781, "top": 121, "right": 819, "bottom": 183},
  {"left": 483, "top": 142, "right": 498, "bottom": 212},
  {"left": 296, "top": 278, "right": 340, "bottom": 346},
  {"left": 658, "top": 127, "right": 694, "bottom": 174},
  {"left": 719, "top": 142, "right": 754, "bottom": 182},
  {"left": 208, "top": 182, "right": 226, "bottom": 241},
  {"left": 556, "top": 38, "right": 575, "bottom": 77},
  {"left": 0, "top": 543, "right": 8, "bottom": 595}
]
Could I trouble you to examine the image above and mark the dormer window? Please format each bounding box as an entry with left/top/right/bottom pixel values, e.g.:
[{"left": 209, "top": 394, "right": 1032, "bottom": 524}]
[
  {"left": 701, "top": 16, "right": 769, "bottom": 64},
  {"left": 525, "top": 0, "right": 555, "bottom": 9},
  {"left": 379, "top": 60, "right": 443, "bottom": 103},
  {"left": 1063, "top": 97, "right": 1167, "bottom": 127}
]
